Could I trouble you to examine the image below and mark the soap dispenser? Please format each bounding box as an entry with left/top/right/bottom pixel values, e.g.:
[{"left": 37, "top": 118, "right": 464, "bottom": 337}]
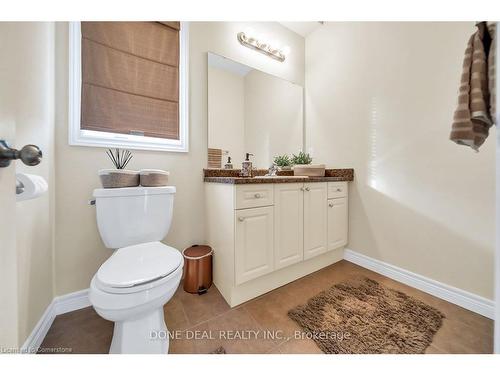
[
  {"left": 224, "top": 156, "right": 233, "bottom": 169},
  {"left": 240, "top": 153, "right": 254, "bottom": 177}
]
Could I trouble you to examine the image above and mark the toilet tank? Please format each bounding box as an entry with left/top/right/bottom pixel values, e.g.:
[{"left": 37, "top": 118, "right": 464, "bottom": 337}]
[{"left": 93, "top": 186, "right": 176, "bottom": 249}]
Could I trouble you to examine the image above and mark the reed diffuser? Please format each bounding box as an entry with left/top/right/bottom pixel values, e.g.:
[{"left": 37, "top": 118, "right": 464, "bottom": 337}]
[
  {"left": 98, "top": 148, "right": 139, "bottom": 188},
  {"left": 106, "top": 148, "right": 133, "bottom": 169}
]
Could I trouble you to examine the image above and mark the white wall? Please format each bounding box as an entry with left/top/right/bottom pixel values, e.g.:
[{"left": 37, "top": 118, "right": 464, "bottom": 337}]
[
  {"left": 306, "top": 22, "right": 495, "bottom": 299},
  {"left": 0, "top": 22, "right": 55, "bottom": 345},
  {"left": 54, "top": 22, "right": 304, "bottom": 295},
  {"left": 0, "top": 103, "right": 19, "bottom": 348}
]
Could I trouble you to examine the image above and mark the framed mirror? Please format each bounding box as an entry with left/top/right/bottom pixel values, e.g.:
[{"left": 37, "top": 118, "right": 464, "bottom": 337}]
[{"left": 207, "top": 52, "right": 304, "bottom": 169}]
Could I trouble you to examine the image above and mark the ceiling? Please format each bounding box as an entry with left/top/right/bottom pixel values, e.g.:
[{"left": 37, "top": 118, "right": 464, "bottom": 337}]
[{"left": 279, "top": 22, "right": 324, "bottom": 37}]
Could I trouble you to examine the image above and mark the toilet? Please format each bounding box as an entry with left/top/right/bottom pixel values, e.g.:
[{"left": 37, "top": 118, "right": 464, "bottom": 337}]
[{"left": 89, "top": 186, "right": 183, "bottom": 354}]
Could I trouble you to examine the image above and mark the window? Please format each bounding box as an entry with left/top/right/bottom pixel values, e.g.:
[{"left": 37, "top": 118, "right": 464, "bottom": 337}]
[{"left": 69, "top": 22, "right": 189, "bottom": 152}]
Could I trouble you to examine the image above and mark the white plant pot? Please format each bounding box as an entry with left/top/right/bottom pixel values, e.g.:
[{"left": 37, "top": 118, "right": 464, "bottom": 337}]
[{"left": 293, "top": 164, "right": 326, "bottom": 177}]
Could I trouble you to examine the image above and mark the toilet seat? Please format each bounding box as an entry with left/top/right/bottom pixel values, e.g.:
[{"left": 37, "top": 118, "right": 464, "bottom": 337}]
[{"left": 95, "top": 241, "right": 183, "bottom": 294}]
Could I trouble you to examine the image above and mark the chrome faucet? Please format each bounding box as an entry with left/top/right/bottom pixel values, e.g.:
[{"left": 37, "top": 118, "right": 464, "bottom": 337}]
[{"left": 266, "top": 163, "right": 279, "bottom": 176}]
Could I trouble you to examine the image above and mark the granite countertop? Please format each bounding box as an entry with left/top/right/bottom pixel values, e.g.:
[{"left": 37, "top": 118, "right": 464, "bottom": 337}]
[{"left": 203, "top": 168, "right": 354, "bottom": 184}]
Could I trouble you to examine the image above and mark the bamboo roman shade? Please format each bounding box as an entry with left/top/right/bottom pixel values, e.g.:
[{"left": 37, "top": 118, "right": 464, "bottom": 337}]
[{"left": 81, "top": 22, "right": 181, "bottom": 139}]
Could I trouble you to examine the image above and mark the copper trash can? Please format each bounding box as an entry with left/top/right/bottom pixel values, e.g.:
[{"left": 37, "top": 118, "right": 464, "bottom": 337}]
[{"left": 182, "top": 245, "right": 213, "bottom": 295}]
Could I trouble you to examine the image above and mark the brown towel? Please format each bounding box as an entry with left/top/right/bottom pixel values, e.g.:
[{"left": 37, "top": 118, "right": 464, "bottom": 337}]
[
  {"left": 488, "top": 23, "right": 496, "bottom": 123},
  {"left": 207, "top": 148, "right": 222, "bottom": 169},
  {"left": 450, "top": 22, "right": 496, "bottom": 151}
]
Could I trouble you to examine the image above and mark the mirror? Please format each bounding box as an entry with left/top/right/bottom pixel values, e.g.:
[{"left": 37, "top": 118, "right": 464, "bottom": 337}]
[{"left": 207, "top": 52, "right": 304, "bottom": 169}]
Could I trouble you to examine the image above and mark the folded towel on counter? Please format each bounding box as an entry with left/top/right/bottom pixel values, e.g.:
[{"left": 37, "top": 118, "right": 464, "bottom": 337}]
[
  {"left": 450, "top": 22, "right": 496, "bottom": 151},
  {"left": 207, "top": 148, "right": 222, "bottom": 169}
]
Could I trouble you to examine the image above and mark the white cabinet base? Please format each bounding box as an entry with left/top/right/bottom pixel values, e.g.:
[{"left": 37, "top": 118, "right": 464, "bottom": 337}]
[
  {"left": 215, "top": 248, "right": 344, "bottom": 308},
  {"left": 206, "top": 181, "right": 348, "bottom": 308}
]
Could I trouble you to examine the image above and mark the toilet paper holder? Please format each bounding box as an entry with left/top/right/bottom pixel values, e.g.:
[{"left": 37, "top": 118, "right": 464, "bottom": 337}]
[{"left": 0, "top": 140, "right": 42, "bottom": 168}]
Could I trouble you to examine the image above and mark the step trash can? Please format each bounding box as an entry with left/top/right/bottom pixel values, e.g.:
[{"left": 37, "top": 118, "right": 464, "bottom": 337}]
[{"left": 182, "top": 245, "right": 213, "bottom": 295}]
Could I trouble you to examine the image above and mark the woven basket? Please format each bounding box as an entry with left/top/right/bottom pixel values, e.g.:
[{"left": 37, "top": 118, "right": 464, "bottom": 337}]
[
  {"left": 140, "top": 169, "right": 170, "bottom": 187},
  {"left": 98, "top": 169, "right": 140, "bottom": 188}
]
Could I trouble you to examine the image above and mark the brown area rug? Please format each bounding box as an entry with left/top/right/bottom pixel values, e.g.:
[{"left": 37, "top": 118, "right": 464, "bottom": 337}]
[
  {"left": 210, "top": 346, "right": 226, "bottom": 354},
  {"left": 288, "top": 277, "right": 445, "bottom": 354}
]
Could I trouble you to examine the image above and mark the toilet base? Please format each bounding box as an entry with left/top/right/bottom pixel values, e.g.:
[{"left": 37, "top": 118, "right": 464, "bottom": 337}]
[{"left": 109, "top": 307, "right": 169, "bottom": 354}]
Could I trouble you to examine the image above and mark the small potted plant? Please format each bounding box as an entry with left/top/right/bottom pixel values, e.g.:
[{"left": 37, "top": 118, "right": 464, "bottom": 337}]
[
  {"left": 291, "top": 151, "right": 325, "bottom": 177},
  {"left": 98, "top": 149, "right": 139, "bottom": 188},
  {"left": 273, "top": 154, "right": 292, "bottom": 171}
]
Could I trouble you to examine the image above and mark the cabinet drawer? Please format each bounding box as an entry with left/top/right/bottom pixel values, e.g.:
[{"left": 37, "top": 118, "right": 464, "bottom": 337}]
[
  {"left": 235, "top": 184, "right": 274, "bottom": 209},
  {"left": 328, "top": 182, "right": 348, "bottom": 199}
]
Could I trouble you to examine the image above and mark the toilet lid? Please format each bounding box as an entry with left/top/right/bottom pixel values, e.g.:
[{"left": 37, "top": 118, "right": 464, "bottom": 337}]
[{"left": 96, "top": 242, "right": 182, "bottom": 288}]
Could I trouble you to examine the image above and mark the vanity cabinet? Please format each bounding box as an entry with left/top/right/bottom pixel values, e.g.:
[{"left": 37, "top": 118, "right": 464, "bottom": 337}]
[
  {"left": 328, "top": 197, "right": 348, "bottom": 250},
  {"left": 235, "top": 206, "right": 274, "bottom": 285},
  {"left": 274, "top": 183, "right": 304, "bottom": 270},
  {"left": 205, "top": 180, "right": 349, "bottom": 307},
  {"left": 303, "top": 182, "right": 328, "bottom": 260}
]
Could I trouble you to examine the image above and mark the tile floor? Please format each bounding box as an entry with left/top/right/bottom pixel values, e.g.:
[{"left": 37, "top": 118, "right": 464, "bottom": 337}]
[{"left": 39, "top": 260, "right": 494, "bottom": 354}]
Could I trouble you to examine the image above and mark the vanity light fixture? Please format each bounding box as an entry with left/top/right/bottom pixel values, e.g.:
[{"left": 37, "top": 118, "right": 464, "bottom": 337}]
[{"left": 237, "top": 31, "right": 288, "bottom": 62}]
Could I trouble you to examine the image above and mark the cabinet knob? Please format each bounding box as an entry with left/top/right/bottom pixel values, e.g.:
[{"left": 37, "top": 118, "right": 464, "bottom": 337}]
[
  {"left": 254, "top": 193, "right": 262, "bottom": 198},
  {"left": 329, "top": 202, "right": 334, "bottom": 207},
  {"left": 300, "top": 187, "right": 305, "bottom": 191},
  {"left": 238, "top": 217, "right": 245, "bottom": 222},
  {"left": 336, "top": 188, "right": 342, "bottom": 192},
  {"left": 305, "top": 187, "right": 310, "bottom": 191}
]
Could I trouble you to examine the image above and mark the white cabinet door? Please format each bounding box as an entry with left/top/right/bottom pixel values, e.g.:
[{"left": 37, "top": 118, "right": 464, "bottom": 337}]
[
  {"left": 328, "top": 197, "right": 348, "bottom": 250},
  {"left": 303, "top": 182, "right": 328, "bottom": 260},
  {"left": 235, "top": 206, "right": 274, "bottom": 285},
  {"left": 274, "top": 183, "right": 304, "bottom": 270}
]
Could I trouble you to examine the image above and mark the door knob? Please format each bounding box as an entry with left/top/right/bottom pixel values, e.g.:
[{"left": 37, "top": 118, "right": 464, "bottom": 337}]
[{"left": 0, "top": 140, "right": 42, "bottom": 168}]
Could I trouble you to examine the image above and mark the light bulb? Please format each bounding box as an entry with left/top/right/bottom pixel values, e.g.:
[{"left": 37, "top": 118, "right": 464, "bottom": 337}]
[{"left": 244, "top": 27, "right": 254, "bottom": 37}]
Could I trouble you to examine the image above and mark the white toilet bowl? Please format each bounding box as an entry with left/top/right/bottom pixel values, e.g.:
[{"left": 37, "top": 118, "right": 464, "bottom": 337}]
[
  {"left": 89, "top": 241, "right": 183, "bottom": 354},
  {"left": 90, "top": 186, "right": 181, "bottom": 354}
]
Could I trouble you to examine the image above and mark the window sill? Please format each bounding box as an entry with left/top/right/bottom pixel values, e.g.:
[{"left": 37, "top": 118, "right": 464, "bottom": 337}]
[{"left": 69, "top": 130, "right": 189, "bottom": 153}]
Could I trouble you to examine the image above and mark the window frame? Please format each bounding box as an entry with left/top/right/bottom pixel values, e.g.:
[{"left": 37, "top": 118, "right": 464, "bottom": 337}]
[{"left": 68, "top": 21, "right": 189, "bottom": 152}]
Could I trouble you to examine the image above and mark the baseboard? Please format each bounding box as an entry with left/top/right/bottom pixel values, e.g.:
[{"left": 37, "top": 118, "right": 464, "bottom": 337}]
[
  {"left": 21, "top": 289, "right": 90, "bottom": 353},
  {"left": 20, "top": 300, "right": 56, "bottom": 353},
  {"left": 53, "top": 288, "right": 90, "bottom": 315},
  {"left": 344, "top": 249, "right": 495, "bottom": 319}
]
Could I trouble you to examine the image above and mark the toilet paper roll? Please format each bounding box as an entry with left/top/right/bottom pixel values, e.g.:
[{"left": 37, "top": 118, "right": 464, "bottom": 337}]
[{"left": 16, "top": 173, "right": 48, "bottom": 202}]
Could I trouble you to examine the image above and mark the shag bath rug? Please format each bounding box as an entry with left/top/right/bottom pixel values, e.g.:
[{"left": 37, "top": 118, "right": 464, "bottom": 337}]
[
  {"left": 210, "top": 346, "right": 226, "bottom": 354},
  {"left": 288, "top": 277, "right": 444, "bottom": 354}
]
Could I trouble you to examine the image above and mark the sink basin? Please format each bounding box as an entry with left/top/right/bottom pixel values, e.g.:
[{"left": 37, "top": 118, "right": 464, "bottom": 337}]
[{"left": 256, "top": 175, "right": 308, "bottom": 179}]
